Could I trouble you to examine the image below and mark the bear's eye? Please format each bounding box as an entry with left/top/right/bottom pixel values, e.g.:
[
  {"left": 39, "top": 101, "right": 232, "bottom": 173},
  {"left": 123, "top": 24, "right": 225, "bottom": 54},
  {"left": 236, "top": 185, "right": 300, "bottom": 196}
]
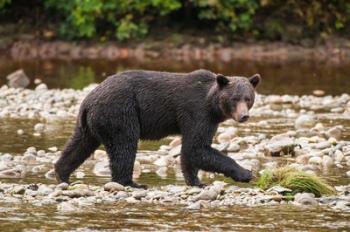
[
  {"left": 232, "top": 97, "right": 240, "bottom": 102},
  {"left": 244, "top": 97, "right": 251, "bottom": 104}
]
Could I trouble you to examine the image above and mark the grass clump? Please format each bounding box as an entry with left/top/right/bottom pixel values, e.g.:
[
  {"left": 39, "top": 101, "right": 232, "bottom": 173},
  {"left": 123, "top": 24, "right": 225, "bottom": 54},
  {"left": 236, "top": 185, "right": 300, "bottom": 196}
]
[{"left": 256, "top": 166, "right": 336, "bottom": 197}]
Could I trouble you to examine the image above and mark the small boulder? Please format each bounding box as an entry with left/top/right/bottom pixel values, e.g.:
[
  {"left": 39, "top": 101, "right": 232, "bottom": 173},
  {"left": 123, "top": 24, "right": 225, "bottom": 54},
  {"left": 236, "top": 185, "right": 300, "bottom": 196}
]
[
  {"left": 6, "top": 69, "right": 30, "bottom": 88},
  {"left": 104, "top": 182, "right": 125, "bottom": 192},
  {"left": 294, "top": 193, "right": 318, "bottom": 206},
  {"left": 295, "top": 115, "right": 316, "bottom": 129}
]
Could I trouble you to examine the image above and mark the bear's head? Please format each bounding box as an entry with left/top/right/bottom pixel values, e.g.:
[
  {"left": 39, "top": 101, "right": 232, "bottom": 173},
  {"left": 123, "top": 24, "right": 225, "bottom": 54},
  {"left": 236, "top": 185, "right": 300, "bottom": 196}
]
[{"left": 214, "top": 73, "right": 261, "bottom": 123}]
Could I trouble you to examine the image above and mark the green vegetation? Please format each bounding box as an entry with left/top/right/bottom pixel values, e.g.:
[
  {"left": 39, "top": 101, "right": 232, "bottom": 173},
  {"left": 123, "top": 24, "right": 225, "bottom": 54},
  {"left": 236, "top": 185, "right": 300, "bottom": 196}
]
[
  {"left": 256, "top": 166, "right": 336, "bottom": 197},
  {"left": 0, "top": 0, "right": 349, "bottom": 42}
]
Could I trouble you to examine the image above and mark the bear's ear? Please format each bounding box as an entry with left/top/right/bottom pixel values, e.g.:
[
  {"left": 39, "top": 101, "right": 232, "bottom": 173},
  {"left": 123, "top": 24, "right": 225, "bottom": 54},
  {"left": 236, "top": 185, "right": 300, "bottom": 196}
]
[
  {"left": 216, "top": 74, "right": 229, "bottom": 87},
  {"left": 249, "top": 74, "right": 261, "bottom": 88}
]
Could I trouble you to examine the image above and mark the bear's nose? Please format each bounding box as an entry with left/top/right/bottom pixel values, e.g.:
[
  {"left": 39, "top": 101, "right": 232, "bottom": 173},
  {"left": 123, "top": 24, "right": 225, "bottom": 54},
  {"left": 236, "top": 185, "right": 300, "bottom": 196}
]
[{"left": 239, "top": 114, "right": 249, "bottom": 123}]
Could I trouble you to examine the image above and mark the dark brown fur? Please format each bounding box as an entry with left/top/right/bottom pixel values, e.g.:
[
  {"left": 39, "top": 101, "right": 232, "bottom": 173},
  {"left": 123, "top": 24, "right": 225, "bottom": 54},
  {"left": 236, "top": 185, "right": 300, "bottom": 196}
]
[{"left": 55, "top": 69, "right": 260, "bottom": 188}]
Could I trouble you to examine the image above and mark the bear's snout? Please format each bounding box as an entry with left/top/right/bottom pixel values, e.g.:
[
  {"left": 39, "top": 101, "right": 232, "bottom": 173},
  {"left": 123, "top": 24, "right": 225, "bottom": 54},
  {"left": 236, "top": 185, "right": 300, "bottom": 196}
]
[{"left": 232, "top": 102, "right": 249, "bottom": 123}]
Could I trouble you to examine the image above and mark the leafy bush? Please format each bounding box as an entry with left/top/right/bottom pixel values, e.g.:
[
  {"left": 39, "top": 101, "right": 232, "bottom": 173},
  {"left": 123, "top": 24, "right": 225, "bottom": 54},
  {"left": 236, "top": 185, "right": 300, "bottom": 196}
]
[
  {"left": 0, "top": 0, "right": 349, "bottom": 41},
  {"left": 192, "top": 0, "right": 259, "bottom": 36},
  {"left": 44, "top": 0, "right": 181, "bottom": 40}
]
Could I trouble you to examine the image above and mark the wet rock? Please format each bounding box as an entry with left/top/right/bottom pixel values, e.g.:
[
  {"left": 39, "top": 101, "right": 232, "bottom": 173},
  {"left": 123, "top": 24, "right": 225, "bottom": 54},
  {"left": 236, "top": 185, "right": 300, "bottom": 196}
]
[
  {"left": 37, "top": 185, "right": 53, "bottom": 195},
  {"left": 264, "top": 136, "right": 297, "bottom": 156},
  {"left": 34, "top": 123, "right": 45, "bottom": 132},
  {"left": 169, "top": 137, "right": 181, "bottom": 148},
  {"left": 132, "top": 190, "right": 147, "bottom": 199},
  {"left": 63, "top": 189, "right": 94, "bottom": 198},
  {"left": 168, "top": 145, "right": 181, "bottom": 157},
  {"left": 57, "top": 202, "right": 78, "bottom": 212},
  {"left": 294, "top": 193, "right": 317, "bottom": 206},
  {"left": 196, "top": 188, "right": 219, "bottom": 201},
  {"left": 45, "top": 169, "right": 56, "bottom": 179},
  {"left": 114, "top": 191, "right": 129, "bottom": 199},
  {"left": 0, "top": 153, "right": 13, "bottom": 161},
  {"left": 295, "top": 115, "right": 316, "bottom": 129},
  {"left": 48, "top": 147, "right": 58, "bottom": 152},
  {"left": 75, "top": 171, "right": 85, "bottom": 179},
  {"left": 313, "top": 90, "right": 325, "bottom": 96},
  {"left": 309, "top": 156, "right": 322, "bottom": 165},
  {"left": 27, "top": 183, "right": 39, "bottom": 191},
  {"left": 93, "top": 149, "right": 107, "bottom": 160},
  {"left": 12, "top": 185, "right": 25, "bottom": 194},
  {"left": 35, "top": 83, "right": 48, "bottom": 91},
  {"left": 133, "top": 160, "right": 141, "bottom": 178},
  {"left": 187, "top": 201, "right": 201, "bottom": 210},
  {"left": 314, "top": 141, "right": 331, "bottom": 150},
  {"left": 0, "top": 167, "right": 25, "bottom": 178},
  {"left": 34, "top": 78, "right": 42, "bottom": 84},
  {"left": 56, "top": 182, "right": 69, "bottom": 190},
  {"left": 93, "top": 160, "right": 110, "bottom": 176},
  {"left": 217, "top": 128, "right": 237, "bottom": 143},
  {"left": 335, "top": 200, "right": 350, "bottom": 210},
  {"left": 104, "top": 182, "right": 125, "bottom": 192},
  {"left": 325, "top": 126, "right": 343, "bottom": 140},
  {"left": 322, "top": 155, "right": 333, "bottom": 168},
  {"left": 334, "top": 150, "right": 344, "bottom": 163},
  {"left": 156, "top": 167, "right": 167, "bottom": 177},
  {"left": 6, "top": 69, "right": 30, "bottom": 88},
  {"left": 154, "top": 155, "right": 174, "bottom": 167},
  {"left": 267, "top": 185, "right": 292, "bottom": 194},
  {"left": 346, "top": 171, "right": 350, "bottom": 177},
  {"left": 22, "top": 153, "right": 36, "bottom": 163},
  {"left": 226, "top": 142, "right": 240, "bottom": 152}
]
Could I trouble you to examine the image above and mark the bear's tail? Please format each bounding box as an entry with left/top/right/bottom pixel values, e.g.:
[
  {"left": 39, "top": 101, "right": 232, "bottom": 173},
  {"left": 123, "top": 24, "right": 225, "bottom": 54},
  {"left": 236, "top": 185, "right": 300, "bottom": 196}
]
[{"left": 54, "top": 109, "right": 100, "bottom": 183}]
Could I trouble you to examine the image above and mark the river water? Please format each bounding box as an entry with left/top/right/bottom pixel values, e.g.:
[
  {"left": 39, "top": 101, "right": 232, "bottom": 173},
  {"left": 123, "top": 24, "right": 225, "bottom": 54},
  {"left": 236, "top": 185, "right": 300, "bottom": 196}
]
[{"left": 0, "top": 57, "right": 350, "bottom": 231}]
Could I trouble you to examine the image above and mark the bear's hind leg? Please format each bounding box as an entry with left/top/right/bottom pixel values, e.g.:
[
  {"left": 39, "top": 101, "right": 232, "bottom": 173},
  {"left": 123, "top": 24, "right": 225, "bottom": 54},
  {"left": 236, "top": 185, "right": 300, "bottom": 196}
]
[
  {"left": 55, "top": 126, "right": 100, "bottom": 183},
  {"left": 98, "top": 113, "right": 146, "bottom": 189}
]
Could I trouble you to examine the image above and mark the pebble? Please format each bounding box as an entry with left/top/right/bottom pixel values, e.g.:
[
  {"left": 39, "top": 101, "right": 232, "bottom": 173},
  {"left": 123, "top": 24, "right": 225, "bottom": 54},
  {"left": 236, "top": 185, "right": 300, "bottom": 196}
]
[
  {"left": 45, "top": 169, "right": 56, "bottom": 179},
  {"left": 57, "top": 202, "right": 78, "bottom": 212},
  {"left": 75, "top": 171, "right": 85, "bottom": 179},
  {"left": 196, "top": 188, "right": 219, "bottom": 201},
  {"left": 169, "top": 137, "right": 181, "bottom": 148},
  {"left": 104, "top": 182, "right": 125, "bottom": 192},
  {"left": 309, "top": 156, "right": 322, "bottom": 165},
  {"left": 17, "top": 129, "right": 24, "bottom": 135},
  {"left": 295, "top": 115, "right": 316, "bottom": 129},
  {"left": 334, "top": 150, "right": 344, "bottom": 163},
  {"left": 294, "top": 193, "right": 318, "bottom": 206},
  {"left": 187, "top": 201, "right": 201, "bottom": 210},
  {"left": 34, "top": 123, "right": 45, "bottom": 132}
]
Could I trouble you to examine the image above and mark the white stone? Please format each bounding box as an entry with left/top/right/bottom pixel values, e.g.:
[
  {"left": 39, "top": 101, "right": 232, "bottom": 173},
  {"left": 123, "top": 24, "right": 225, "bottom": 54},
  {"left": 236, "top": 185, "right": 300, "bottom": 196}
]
[
  {"left": 104, "top": 182, "right": 125, "bottom": 192},
  {"left": 334, "top": 150, "right": 344, "bottom": 163},
  {"left": 34, "top": 123, "right": 45, "bottom": 132},
  {"left": 309, "top": 156, "right": 322, "bottom": 165},
  {"left": 295, "top": 115, "right": 316, "bottom": 129}
]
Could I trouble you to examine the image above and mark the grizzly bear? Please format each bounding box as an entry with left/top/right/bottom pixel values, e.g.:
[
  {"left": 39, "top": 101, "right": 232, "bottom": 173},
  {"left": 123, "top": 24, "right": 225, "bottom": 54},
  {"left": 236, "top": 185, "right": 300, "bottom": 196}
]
[{"left": 55, "top": 69, "right": 261, "bottom": 188}]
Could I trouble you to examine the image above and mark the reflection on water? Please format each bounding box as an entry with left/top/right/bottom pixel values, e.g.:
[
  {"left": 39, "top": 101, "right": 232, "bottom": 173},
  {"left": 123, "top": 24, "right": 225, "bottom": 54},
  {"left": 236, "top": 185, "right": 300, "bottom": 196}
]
[
  {"left": 0, "top": 202, "right": 349, "bottom": 231},
  {"left": 0, "top": 58, "right": 350, "bottom": 95}
]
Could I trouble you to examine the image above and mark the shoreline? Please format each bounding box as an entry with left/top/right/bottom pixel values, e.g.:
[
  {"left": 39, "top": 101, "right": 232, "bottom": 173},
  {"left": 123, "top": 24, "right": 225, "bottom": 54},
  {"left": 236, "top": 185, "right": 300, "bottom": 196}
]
[{"left": 2, "top": 40, "right": 350, "bottom": 64}]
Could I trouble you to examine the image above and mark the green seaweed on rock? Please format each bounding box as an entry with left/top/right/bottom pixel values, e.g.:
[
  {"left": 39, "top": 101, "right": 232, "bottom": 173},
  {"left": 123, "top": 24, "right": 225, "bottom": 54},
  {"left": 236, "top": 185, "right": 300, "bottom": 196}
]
[{"left": 256, "top": 166, "right": 336, "bottom": 197}]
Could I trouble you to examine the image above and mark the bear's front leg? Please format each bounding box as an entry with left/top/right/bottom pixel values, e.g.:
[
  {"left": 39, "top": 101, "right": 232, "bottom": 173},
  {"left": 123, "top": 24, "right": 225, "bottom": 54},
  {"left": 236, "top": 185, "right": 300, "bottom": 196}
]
[
  {"left": 180, "top": 154, "right": 206, "bottom": 187},
  {"left": 181, "top": 142, "right": 252, "bottom": 183},
  {"left": 194, "top": 146, "right": 253, "bottom": 182}
]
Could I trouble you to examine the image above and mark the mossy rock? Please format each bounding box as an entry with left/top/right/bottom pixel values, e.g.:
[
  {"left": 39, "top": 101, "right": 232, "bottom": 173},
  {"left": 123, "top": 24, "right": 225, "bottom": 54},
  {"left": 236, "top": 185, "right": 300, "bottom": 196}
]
[{"left": 256, "top": 166, "right": 336, "bottom": 197}]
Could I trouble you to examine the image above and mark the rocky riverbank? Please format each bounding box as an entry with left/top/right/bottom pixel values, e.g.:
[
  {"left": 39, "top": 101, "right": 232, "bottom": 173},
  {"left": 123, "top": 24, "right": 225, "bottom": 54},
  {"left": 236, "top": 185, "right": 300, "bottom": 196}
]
[
  {"left": 0, "top": 180, "right": 349, "bottom": 212},
  {"left": 0, "top": 83, "right": 350, "bottom": 212},
  {"left": 3, "top": 40, "right": 350, "bottom": 64}
]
